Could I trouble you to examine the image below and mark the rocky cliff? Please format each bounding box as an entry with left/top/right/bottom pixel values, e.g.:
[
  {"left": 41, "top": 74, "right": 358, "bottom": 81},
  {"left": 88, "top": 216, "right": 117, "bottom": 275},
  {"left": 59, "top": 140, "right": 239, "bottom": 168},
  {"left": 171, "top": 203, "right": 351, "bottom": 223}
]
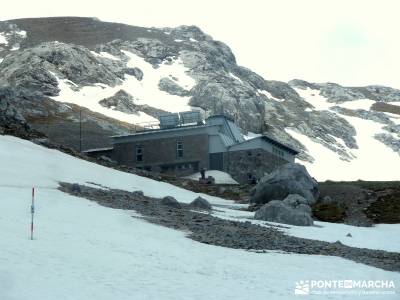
[{"left": 1, "top": 17, "right": 399, "bottom": 180}]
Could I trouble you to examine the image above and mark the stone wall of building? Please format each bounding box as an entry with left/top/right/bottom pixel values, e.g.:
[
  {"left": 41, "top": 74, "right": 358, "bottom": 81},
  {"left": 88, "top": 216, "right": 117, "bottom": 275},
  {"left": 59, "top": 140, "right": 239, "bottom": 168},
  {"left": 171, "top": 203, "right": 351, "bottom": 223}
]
[
  {"left": 225, "top": 148, "right": 290, "bottom": 183},
  {"left": 112, "top": 134, "right": 209, "bottom": 176}
]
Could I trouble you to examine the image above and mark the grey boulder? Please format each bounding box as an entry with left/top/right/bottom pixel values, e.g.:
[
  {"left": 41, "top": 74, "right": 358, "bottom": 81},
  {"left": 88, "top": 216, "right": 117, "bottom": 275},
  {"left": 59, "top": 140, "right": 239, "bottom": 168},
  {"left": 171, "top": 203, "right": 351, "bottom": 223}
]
[
  {"left": 282, "top": 194, "right": 312, "bottom": 215},
  {"left": 250, "top": 163, "right": 319, "bottom": 205},
  {"left": 254, "top": 198, "right": 314, "bottom": 226},
  {"left": 189, "top": 196, "right": 212, "bottom": 210},
  {"left": 160, "top": 196, "right": 182, "bottom": 209}
]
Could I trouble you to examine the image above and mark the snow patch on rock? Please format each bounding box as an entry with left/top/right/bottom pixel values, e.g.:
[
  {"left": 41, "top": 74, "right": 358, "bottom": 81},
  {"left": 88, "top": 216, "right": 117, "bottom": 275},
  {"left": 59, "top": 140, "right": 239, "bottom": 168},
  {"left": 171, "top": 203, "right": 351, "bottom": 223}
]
[
  {"left": 294, "top": 87, "right": 332, "bottom": 110},
  {"left": 121, "top": 50, "right": 195, "bottom": 112},
  {"left": 287, "top": 114, "right": 400, "bottom": 181},
  {"left": 50, "top": 73, "right": 157, "bottom": 124},
  {"left": 257, "top": 89, "right": 284, "bottom": 102},
  {"left": 338, "top": 99, "right": 376, "bottom": 110},
  {"left": 229, "top": 72, "right": 243, "bottom": 83},
  {"left": 10, "top": 44, "right": 20, "bottom": 51},
  {"left": 90, "top": 50, "right": 121, "bottom": 61},
  {"left": 0, "top": 32, "right": 8, "bottom": 45},
  {"left": 16, "top": 30, "right": 27, "bottom": 37}
]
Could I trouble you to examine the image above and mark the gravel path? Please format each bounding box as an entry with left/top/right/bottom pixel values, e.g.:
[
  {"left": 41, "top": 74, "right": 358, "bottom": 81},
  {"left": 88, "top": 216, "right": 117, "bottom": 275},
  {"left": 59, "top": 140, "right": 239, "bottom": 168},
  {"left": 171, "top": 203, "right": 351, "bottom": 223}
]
[{"left": 59, "top": 182, "right": 400, "bottom": 272}]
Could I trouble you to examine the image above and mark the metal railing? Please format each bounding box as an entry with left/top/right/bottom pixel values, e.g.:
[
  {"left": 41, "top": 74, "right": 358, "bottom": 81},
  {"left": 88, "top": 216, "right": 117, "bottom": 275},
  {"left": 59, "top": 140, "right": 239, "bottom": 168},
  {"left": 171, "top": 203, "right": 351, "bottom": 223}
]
[{"left": 132, "top": 121, "right": 160, "bottom": 133}]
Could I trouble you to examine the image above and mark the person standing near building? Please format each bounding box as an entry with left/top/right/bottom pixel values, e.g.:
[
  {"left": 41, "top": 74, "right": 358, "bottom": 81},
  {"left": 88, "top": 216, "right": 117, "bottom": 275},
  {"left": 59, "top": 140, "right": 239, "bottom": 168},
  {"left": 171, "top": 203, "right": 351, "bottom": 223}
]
[{"left": 200, "top": 167, "right": 206, "bottom": 180}]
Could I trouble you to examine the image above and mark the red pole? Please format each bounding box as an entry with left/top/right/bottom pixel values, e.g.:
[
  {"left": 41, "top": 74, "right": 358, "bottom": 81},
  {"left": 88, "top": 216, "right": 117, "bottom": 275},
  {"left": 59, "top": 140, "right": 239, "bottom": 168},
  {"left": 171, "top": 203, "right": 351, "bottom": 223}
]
[{"left": 31, "top": 187, "right": 35, "bottom": 240}]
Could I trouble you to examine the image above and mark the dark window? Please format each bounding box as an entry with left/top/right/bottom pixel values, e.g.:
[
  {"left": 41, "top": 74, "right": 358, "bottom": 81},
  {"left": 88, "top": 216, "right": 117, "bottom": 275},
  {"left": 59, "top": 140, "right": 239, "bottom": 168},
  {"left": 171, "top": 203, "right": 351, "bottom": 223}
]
[
  {"left": 136, "top": 145, "right": 143, "bottom": 161},
  {"left": 272, "top": 147, "right": 284, "bottom": 158},
  {"left": 176, "top": 140, "right": 183, "bottom": 158}
]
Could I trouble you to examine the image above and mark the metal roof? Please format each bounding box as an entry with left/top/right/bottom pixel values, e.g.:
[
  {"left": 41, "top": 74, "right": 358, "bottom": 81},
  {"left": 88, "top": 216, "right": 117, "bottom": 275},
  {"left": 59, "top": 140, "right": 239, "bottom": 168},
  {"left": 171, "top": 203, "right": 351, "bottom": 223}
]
[
  {"left": 218, "top": 133, "right": 236, "bottom": 147},
  {"left": 226, "top": 119, "right": 245, "bottom": 143}
]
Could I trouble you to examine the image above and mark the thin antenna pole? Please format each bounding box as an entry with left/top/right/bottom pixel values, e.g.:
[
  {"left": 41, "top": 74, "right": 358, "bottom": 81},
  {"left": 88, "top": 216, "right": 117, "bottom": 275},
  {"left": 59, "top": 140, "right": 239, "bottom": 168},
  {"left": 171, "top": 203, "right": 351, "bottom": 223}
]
[
  {"left": 31, "top": 187, "right": 35, "bottom": 240},
  {"left": 79, "top": 109, "right": 82, "bottom": 153}
]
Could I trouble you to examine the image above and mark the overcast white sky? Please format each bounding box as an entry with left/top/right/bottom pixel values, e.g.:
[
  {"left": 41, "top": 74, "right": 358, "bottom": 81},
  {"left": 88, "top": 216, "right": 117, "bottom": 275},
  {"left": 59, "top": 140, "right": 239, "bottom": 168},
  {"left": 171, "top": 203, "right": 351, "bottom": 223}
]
[{"left": 2, "top": 0, "right": 400, "bottom": 88}]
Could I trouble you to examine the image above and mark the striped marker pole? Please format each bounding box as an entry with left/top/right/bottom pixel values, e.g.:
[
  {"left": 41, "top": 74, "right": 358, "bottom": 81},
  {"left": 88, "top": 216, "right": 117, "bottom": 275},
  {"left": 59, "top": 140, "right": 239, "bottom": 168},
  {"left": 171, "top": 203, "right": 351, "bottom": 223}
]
[{"left": 31, "top": 187, "right": 35, "bottom": 240}]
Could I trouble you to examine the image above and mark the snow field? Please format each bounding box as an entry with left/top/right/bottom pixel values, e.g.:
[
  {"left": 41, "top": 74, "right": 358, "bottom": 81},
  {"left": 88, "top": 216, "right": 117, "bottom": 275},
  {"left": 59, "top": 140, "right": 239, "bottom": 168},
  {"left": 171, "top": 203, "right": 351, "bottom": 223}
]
[{"left": 0, "top": 135, "right": 399, "bottom": 299}]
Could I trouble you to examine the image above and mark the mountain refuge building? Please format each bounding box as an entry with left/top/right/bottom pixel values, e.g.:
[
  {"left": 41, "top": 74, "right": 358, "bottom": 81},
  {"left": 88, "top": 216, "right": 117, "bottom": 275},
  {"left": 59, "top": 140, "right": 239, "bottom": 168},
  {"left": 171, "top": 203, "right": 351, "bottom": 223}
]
[{"left": 85, "top": 112, "right": 298, "bottom": 183}]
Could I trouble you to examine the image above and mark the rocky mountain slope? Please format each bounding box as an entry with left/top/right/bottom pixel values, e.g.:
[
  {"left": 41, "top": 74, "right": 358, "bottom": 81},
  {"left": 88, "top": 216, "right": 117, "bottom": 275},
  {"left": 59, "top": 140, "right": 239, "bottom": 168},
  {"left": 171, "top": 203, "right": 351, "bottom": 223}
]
[{"left": 1, "top": 17, "right": 399, "bottom": 180}]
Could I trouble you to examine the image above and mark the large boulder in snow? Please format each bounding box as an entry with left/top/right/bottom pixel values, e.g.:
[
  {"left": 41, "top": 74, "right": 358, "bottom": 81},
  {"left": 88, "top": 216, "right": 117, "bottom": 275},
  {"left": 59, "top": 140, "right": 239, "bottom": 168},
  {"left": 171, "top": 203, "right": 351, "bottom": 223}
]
[
  {"left": 189, "top": 196, "right": 212, "bottom": 210},
  {"left": 282, "top": 194, "right": 312, "bottom": 215},
  {"left": 160, "top": 196, "right": 182, "bottom": 209},
  {"left": 254, "top": 194, "right": 314, "bottom": 226},
  {"left": 250, "top": 163, "right": 319, "bottom": 205}
]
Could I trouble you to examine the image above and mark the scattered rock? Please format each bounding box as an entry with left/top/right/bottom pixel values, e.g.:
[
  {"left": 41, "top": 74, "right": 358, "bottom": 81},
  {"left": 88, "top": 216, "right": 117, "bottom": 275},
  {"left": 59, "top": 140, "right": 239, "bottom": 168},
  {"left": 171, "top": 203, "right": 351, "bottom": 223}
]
[
  {"left": 99, "top": 155, "right": 115, "bottom": 163},
  {"left": 132, "top": 190, "right": 144, "bottom": 197},
  {"left": 346, "top": 233, "right": 352, "bottom": 237},
  {"left": 160, "top": 196, "right": 182, "bottom": 209},
  {"left": 189, "top": 196, "right": 212, "bottom": 210},
  {"left": 71, "top": 183, "right": 81, "bottom": 194}
]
